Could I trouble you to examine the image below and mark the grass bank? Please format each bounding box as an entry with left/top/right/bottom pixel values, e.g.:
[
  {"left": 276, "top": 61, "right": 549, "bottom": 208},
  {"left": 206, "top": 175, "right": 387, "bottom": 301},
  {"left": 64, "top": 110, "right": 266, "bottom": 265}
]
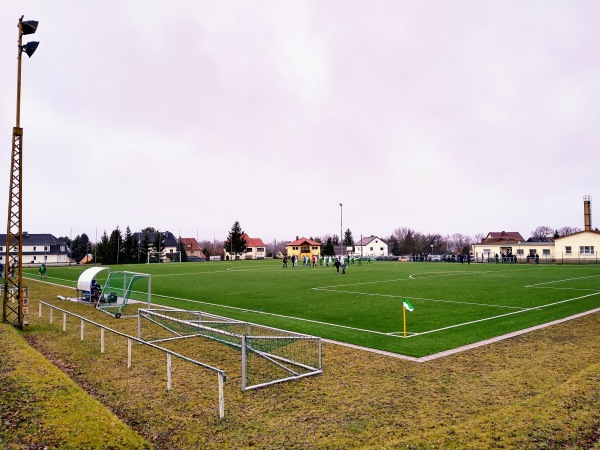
[{"left": 1, "top": 280, "right": 599, "bottom": 448}]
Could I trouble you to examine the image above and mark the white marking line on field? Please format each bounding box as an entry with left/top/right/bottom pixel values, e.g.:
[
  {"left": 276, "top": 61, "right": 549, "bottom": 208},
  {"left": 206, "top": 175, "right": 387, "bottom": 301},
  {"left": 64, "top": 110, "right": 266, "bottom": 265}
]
[
  {"left": 406, "top": 267, "right": 538, "bottom": 280},
  {"left": 151, "top": 270, "right": 231, "bottom": 277},
  {"left": 312, "top": 287, "right": 525, "bottom": 310},
  {"left": 405, "top": 290, "right": 600, "bottom": 338},
  {"left": 150, "top": 293, "right": 399, "bottom": 337},
  {"left": 524, "top": 274, "right": 600, "bottom": 288}
]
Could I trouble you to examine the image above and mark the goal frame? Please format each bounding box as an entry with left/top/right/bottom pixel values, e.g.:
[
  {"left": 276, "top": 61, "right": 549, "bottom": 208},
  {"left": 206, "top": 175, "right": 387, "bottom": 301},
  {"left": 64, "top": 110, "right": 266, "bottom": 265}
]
[
  {"left": 96, "top": 271, "right": 151, "bottom": 319},
  {"left": 147, "top": 251, "right": 181, "bottom": 263},
  {"left": 137, "top": 308, "right": 322, "bottom": 390}
]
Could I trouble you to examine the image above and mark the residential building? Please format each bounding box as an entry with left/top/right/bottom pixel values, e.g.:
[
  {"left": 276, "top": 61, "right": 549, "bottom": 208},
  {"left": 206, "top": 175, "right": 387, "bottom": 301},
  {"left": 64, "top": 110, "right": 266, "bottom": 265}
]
[
  {"left": 133, "top": 230, "right": 179, "bottom": 260},
  {"left": 355, "top": 236, "right": 389, "bottom": 258},
  {"left": 0, "top": 233, "right": 70, "bottom": 266},
  {"left": 286, "top": 237, "right": 321, "bottom": 260},
  {"left": 224, "top": 234, "right": 267, "bottom": 260},
  {"left": 181, "top": 237, "right": 204, "bottom": 259}
]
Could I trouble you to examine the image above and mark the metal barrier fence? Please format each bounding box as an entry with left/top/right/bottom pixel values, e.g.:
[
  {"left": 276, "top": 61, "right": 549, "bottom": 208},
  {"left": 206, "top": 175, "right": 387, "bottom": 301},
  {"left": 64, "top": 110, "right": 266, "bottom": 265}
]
[{"left": 38, "top": 301, "right": 226, "bottom": 418}]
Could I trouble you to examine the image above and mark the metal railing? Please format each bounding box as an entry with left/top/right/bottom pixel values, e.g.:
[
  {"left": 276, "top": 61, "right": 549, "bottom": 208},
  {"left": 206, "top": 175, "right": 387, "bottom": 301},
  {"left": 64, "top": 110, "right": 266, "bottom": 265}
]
[{"left": 38, "top": 301, "right": 226, "bottom": 418}]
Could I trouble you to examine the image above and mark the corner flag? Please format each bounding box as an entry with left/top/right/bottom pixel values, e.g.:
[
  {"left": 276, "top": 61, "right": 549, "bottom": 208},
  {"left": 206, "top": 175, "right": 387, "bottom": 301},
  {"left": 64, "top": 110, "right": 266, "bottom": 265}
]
[{"left": 402, "top": 298, "right": 414, "bottom": 338}]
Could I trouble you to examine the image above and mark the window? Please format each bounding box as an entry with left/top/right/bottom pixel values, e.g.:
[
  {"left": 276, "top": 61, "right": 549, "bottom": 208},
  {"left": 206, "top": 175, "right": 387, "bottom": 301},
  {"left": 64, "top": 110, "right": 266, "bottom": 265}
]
[
  {"left": 312, "top": 246, "right": 318, "bottom": 251},
  {"left": 257, "top": 247, "right": 264, "bottom": 252},
  {"left": 580, "top": 246, "right": 595, "bottom": 255},
  {"left": 380, "top": 247, "right": 384, "bottom": 251},
  {"left": 565, "top": 246, "right": 572, "bottom": 254},
  {"left": 60, "top": 245, "right": 65, "bottom": 251},
  {"left": 44, "top": 246, "right": 48, "bottom": 251},
  {"left": 529, "top": 249, "right": 537, "bottom": 256},
  {"left": 292, "top": 246, "right": 298, "bottom": 251},
  {"left": 370, "top": 247, "right": 373, "bottom": 251},
  {"left": 33, "top": 246, "right": 36, "bottom": 251},
  {"left": 516, "top": 249, "right": 524, "bottom": 255},
  {"left": 543, "top": 249, "right": 550, "bottom": 256},
  {"left": 301, "top": 246, "right": 309, "bottom": 253},
  {"left": 33, "top": 256, "right": 37, "bottom": 260}
]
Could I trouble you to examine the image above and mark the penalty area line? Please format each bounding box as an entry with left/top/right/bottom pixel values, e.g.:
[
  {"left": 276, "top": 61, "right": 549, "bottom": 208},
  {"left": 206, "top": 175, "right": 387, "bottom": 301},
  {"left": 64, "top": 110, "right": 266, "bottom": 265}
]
[
  {"left": 150, "top": 292, "right": 399, "bottom": 338},
  {"left": 408, "top": 290, "right": 600, "bottom": 338}
]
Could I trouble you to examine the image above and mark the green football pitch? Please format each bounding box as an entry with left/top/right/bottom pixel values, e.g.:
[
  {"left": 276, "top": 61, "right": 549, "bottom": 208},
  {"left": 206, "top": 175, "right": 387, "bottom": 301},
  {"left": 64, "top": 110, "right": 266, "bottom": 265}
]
[{"left": 26, "top": 260, "right": 600, "bottom": 358}]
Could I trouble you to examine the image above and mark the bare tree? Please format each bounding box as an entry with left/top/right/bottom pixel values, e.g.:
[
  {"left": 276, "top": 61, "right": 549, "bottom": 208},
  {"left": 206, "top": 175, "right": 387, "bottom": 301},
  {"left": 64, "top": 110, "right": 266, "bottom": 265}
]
[
  {"left": 556, "top": 226, "right": 581, "bottom": 237},
  {"left": 530, "top": 226, "right": 554, "bottom": 240}
]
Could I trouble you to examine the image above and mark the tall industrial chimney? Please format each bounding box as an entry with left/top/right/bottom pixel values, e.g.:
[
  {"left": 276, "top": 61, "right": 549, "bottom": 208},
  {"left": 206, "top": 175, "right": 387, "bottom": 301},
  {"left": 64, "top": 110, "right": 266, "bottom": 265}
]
[{"left": 584, "top": 195, "right": 592, "bottom": 231}]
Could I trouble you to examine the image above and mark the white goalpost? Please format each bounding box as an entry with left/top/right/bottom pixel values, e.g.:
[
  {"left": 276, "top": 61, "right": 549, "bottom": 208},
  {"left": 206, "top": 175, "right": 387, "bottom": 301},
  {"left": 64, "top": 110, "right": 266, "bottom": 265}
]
[
  {"left": 96, "top": 271, "right": 151, "bottom": 319},
  {"left": 147, "top": 251, "right": 181, "bottom": 263}
]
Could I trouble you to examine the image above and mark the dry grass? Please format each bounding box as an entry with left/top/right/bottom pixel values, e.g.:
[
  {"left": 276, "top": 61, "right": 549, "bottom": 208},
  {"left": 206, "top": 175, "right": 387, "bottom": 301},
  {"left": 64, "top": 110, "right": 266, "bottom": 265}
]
[{"left": 3, "top": 280, "right": 600, "bottom": 449}]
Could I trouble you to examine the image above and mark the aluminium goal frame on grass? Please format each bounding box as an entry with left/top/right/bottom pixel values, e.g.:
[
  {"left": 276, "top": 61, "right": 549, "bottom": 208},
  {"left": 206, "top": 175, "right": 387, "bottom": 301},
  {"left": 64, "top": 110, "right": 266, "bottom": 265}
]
[
  {"left": 138, "top": 308, "right": 323, "bottom": 390},
  {"left": 96, "top": 271, "right": 151, "bottom": 319}
]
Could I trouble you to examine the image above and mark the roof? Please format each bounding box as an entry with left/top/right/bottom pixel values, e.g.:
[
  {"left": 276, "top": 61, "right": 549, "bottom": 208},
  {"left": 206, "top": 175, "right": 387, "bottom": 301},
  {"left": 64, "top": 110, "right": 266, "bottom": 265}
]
[
  {"left": 482, "top": 231, "right": 524, "bottom": 243},
  {"left": 242, "top": 234, "right": 266, "bottom": 248},
  {"left": 133, "top": 231, "right": 179, "bottom": 247},
  {"left": 554, "top": 229, "right": 600, "bottom": 240},
  {"left": 287, "top": 237, "right": 321, "bottom": 247},
  {"left": 356, "top": 236, "right": 387, "bottom": 246},
  {"left": 0, "top": 233, "right": 67, "bottom": 246},
  {"left": 180, "top": 237, "right": 201, "bottom": 251}
]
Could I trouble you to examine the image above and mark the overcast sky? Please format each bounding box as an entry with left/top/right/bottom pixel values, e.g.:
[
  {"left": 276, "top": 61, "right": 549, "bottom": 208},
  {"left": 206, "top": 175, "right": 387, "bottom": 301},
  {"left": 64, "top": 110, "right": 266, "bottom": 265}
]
[{"left": 1, "top": 1, "right": 598, "bottom": 244}]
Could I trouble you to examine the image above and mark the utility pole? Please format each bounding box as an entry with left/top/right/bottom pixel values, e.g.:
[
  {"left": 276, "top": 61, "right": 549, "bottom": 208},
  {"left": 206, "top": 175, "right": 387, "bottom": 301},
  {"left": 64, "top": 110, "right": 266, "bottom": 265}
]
[{"left": 3, "top": 16, "right": 40, "bottom": 327}]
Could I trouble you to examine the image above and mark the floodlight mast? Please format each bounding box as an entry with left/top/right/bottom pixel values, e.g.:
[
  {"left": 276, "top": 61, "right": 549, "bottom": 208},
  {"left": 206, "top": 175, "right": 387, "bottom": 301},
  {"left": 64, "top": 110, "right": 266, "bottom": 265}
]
[{"left": 3, "top": 16, "right": 39, "bottom": 328}]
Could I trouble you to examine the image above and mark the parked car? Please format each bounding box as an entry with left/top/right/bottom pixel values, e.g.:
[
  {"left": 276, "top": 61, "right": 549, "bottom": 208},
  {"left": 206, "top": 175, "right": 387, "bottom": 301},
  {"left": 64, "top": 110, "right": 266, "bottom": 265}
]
[
  {"left": 186, "top": 256, "right": 206, "bottom": 262},
  {"left": 428, "top": 254, "right": 443, "bottom": 262}
]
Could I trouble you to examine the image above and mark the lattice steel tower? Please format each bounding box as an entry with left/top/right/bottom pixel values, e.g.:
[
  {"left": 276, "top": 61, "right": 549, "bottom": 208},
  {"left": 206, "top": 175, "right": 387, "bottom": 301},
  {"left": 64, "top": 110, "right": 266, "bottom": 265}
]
[{"left": 3, "top": 16, "right": 39, "bottom": 327}]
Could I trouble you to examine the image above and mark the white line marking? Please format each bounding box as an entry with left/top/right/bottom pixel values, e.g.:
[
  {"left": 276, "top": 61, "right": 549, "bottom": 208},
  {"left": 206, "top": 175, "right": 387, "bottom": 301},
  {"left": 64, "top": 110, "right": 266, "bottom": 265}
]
[
  {"left": 312, "top": 287, "right": 526, "bottom": 310},
  {"left": 407, "top": 290, "right": 600, "bottom": 338},
  {"left": 525, "top": 274, "right": 600, "bottom": 288},
  {"left": 151, "top": 293, "right": 397, "bottom": 337}
]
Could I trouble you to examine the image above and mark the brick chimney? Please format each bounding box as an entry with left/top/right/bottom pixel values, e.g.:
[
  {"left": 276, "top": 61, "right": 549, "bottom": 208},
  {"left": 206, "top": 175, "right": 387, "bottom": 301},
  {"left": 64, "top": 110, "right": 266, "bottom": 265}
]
[{"left": 584, "top": 195, "right": 592, "bottom": 231}]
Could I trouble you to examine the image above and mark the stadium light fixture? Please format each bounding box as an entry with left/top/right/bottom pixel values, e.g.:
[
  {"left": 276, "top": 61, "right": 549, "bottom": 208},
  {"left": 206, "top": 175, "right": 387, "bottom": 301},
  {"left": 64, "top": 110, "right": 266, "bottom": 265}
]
[
  {"left": 22, "top": 41, "right": 39, "bottom": 58},
  {"left": 3, "top": 15, "right": 40, "bottom": 328}
]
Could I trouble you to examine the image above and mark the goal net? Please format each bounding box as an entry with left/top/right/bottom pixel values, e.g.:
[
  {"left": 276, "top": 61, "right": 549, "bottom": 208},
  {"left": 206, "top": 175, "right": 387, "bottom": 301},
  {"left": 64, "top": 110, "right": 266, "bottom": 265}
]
[
  {"left": 138, "top": 309, "right": 322, "bottom": 390},
  {"left": 97, "top": 271, "right": 151, "bottom": 318},
  {"left": 147, "top": 251, "right": 181, "bottom": 263}
]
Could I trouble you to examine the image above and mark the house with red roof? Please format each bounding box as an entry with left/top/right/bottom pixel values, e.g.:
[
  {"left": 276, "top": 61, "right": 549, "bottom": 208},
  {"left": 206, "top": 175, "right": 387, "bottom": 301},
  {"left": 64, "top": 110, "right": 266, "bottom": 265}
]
[
  {"left": 286, "top": 237, "right": 321, "bottom": 260},
  {"left": 180, "top": 237, "right": 204, "bottom": 260},
  {"left": 224, "top": 234, "right": 267, "bottom": 260}
]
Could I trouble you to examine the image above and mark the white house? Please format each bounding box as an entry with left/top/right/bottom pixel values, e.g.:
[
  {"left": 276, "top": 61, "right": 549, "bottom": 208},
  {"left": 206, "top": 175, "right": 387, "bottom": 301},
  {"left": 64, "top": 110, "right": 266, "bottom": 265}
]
[
  {"left": 355, "top": 236, "right": 389, "bottom": 257},
  {"left": 224, "top": 234, "right": 267, "bottom": 260},
  {"left": 0, "top": 233, "right": 70, "bottom": 266}
]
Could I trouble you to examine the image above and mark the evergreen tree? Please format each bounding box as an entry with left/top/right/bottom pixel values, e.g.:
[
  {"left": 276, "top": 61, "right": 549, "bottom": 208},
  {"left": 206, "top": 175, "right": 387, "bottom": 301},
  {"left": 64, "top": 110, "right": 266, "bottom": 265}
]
[
  {"left": 139, "top": 231, "right": 151, "bottom": 263},
  {"left": 323, "top": 237, "right": 335, "bottom": 256},
  {"left": 153, "top": 231, "right": 165, "bottom": 255},
  {"left": 107, "top": 227, "right": 122, "bottom": 264},
  {"left": 344, "top": 228, "right": 355, "bottom": 248},
  {"left": 177, "top": 238, "right": 188, "bottom": 262},
  {"left": 95, "top": 231, "right": 110, "bottom": 264},
  {"left": 121, "top": 227, "right": 136, "bottom": 264},
  {"left": 224, "top": 221, "right": 247, "bottom": 257}
]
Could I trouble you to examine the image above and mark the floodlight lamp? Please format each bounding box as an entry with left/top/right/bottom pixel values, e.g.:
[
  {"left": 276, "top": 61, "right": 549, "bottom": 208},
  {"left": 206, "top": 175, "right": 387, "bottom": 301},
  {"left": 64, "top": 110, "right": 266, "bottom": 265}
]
[
  {"left": 22, "top": 41, "right": 39, "bottom": 58},
  {"left": 21, "top": 20, "right": 39, "bottom": 35}
]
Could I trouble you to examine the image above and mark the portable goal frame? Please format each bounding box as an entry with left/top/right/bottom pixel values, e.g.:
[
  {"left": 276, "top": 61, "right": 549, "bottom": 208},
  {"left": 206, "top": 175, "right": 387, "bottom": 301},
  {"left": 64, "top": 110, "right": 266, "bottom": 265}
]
[{"left": 138, "top": 308, "right": 322, "bottom": 390}]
